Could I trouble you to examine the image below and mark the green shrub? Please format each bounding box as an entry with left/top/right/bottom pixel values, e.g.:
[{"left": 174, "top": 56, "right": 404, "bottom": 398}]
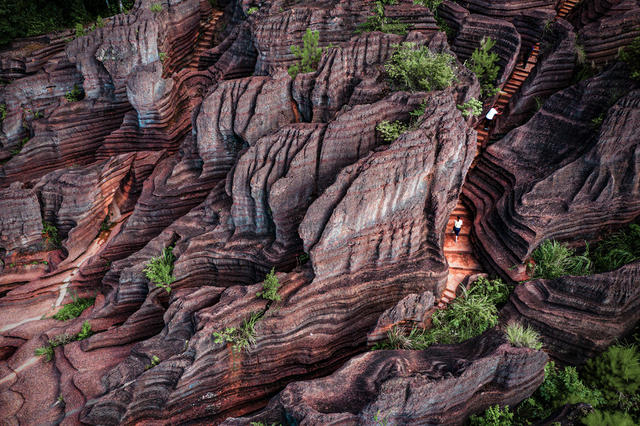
[
  {"left": 76, "top": 320, "right": 93, "bottom": 340},
  {"left": 75, "top": 23, "right": 84, "bottom": 38},
  {"left": 64, "top": 84, "right": 84, "bottom": 102},
  {"left": 531, "top": 239, "right": 592, "bottom": 279},
  {"left": 591, "top": 224, "right": 640, "bottom": 273},
  {"left": 469, "top": 405, "right": 514, "bottom": 426},
  {"left": 465, "top": 37, "right": 500, "bottom": 98},
  {"left": 100, "top": 215, "right": 113, "bottom": 232},
  {"left": 288, "top": 29, "right": 325, "bottom": 79},
  {"left": 257, "top": 268, "right": 281, "bottom": 301},
  {"left": 144, "top": 247, "right": 175, "bottom": 293},
  {"left": 150, "top": 3, "right": 163, "bottom": 13},
  {"left": 356, "top": 1, "right": 409, "bottom": 36},
  {"left": 52, "top": 295, "right": 95, "bottom": 321},
  {"left": 376, "top": 120, "right": 409, "bottom": 143},
  {"left": 456, "top": 97, "right": 483, "bottom": 118},
  {"left": 583, "top": 345, "right": 640, "bottom": 404},
  {"left": 385, "top": 42, "right": 457, "bottom": 92},
  {"left": 506, "top": 322, "right": 542, "bottom": 350},
  {"left": 159, "top": 52, "right": 167, "bottom": 62},
  {"left": 35, "top": 345, "right": 55, "bottom": 362},
  {"left": 145, "top": 355, "right": 161, "bottom": 370},
  {"left": 96, "top": 16, "right": 104, "bottom": 28},
  {"left": 619, "top": 36, "right": 640, "bottom": 80},
  {"left": 516, "top": 361, "right": 604, "bottom": 421},
  {"left": 0, "top": 103, "right": 6, "bottom": 122},
  {"left": 414, "top": 0, "right": 443, "bottom": 12},
  {"left": 467, "top": 276, "right": 511, "bottom": 306},
  {"left": 10, "top": 137, "right": 29, "bottom": 156},
  {"left": 247, "top": 6, "right": 258, "bottom": 15},
  {"left": 42, "top": 221, "right": 62, "bottom": 249},
  {"left": 35, "top": 322, "right": 93, "bottom": 362},
  {"left": 582, "top": 410, "right": 636, "bottom": 426},
  {"left": 213, "top": 311, "right": 263, "bottom": 352}
]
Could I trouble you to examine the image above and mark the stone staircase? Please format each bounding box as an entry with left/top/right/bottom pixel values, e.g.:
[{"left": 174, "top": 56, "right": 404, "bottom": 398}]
[
  {"left": 189, "top": 6, "right": 224, "bottom": 70},
  {"left": 439, "top": 0, "right": 582, "bottom": 307}
]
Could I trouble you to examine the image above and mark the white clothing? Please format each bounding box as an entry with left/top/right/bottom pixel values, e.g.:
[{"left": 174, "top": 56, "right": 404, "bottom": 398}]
[
  {"left": 454, "top": 219, "right": 463, "bottom": 229},
  {"left": 485, "top": 108, "right": 498, "bottom": 120}
]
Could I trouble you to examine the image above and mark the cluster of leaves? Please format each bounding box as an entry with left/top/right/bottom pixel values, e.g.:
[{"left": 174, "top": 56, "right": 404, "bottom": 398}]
[
  {"left": 246, "top": 6, "right": 258, "bottom": 15},
  {"left": 213, "top": 311, "right": 264, "bottom": 352},
  {"left": 456, "top": 97, "right": 483, "bottom": 118},
  {"left": 288, "top": 29, "right": 327, "bottom": 79},
  {"left": 413, "top": 0, "right": 443, "bottom": 11},
  {"left": 376, "top": 120, "right": 409, "bottom": 143},
  {"left": 42, "top": 220, "right": 62, "bottom": 249},
  {"left": 99, "top": 215, "right": 113, "bottom": 232},
  {"left": 465, "top": 37, "right": 500, "bottom": 98},
  {"left": 150, "top": 3, "right": 163, "bottom": 13},
  {"left": 356, "top": 1, "right": 409, "bottom": 36},
  {"left": 257, "top": 268, "right": 281, "bottom": 302},
  {"left": 469, "top": 404, "right": 514, "bottom": 426},
  {"left": 0, "top": 103, "right": 6, "bottom": 122},
  {"left": 64, "top": 84, "right": 84, "bottom": 102},
  {"left": 10, "top": 137, "right": 29, "bottom": 156},
  {"left": 619, "top": 36, "right": 640, "bottom": 80},
  {"left": 374, "top": 277, "right": 511, "bottom": 350},
  {"left": 143, "top": 246, "right": 176, "bottom": 293},
  {"left": 52, "top": 294, "right": 95, "bottom": 321},
  {"left": 505, "top": 322, "right": 543, "bottom": 350},
  {"left": 0, "top": 0, "right": 133, "bottom": 47},
  {"left": 145, "top": 355, "right": 161, "bottom": 370},
  {"left": 35, "top": 320, "right": 93, "bottom": 362},
  {"left": 532, "top": 224, "right": 640, "bottom": 279},
  {"left": 385, "top": 42, "right": 457, "bottom": 92}
]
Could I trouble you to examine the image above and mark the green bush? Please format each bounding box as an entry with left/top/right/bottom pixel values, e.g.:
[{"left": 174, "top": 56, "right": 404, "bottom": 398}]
[
  {"left": 0, "top": 103, "right": 6, "bottom": 122},
  {"left": 469, "top": 405, "right": 514, "bottom": 426},
  {"left": 506, "top": 322, "right": 542, "bottom": 350},
  {"left": 582, "top": 410, "right": 636, "bottom": 426},
  {"left": 143, "top": 247, "right": 175, "bottom": 293},
  {"left": 457, "top": 98, "right": 483, "bottom": 118},
  {"left": 34, "top": 345, "right": 55, "bottom": 362},
  {"left": 42, "top": 220, "right": 62, "bottom": 249},
  {"left": 356, "top": 1, "right": 409, "bottom": 36},
  {"left": 465, "top": 37, "right": 500, "bottom": 98},
  {"left": 52, "top": 295, "right": 95, "bottom": 321},
  {"left": 583, "top": 345, "right": 640, "bottom": 404},
  {"left": 531, "top": 239, "right": 592, "bottom": 279},
  {"left": 64, "top": 84, "right": 84, "bottom": 102},
  {"left": 516, "top": 361, "right": 604, "bottom": 421},
  {"left": 76, "top": 320, "right": 93, "bottom": 340},
  {"left": 75, "top": 23, "right": 84, "bottom": 38},
  {"left": 246, "top": 6, "right": 258, "bottom": 15},
  {"left": 213, "top": 311, "right": 263, "bottom": 352},
  {"left": 35, "top": 321, "right": 93, "bottom": 362},
  {"left": 467, "top": 276, "right": 511, "bottom": 306},
  {"left": 257, "top": 268, "right": 281, "bottom": 302},
  {"left": 145, "top": 355, "right": 161, "bottom": 370},
  {"left": 414, "top": 0, "right": 443, "bottom": 12},
  {"left": 150, "top": 3, "right": 163, "bottom": 13},
  {"left": 376, "top": 120, "right": 409, "bottom": 143},
  {"left": 288, "top": 29, "right": 325, "bottom": 79},
  {"left": 619, "top": 36, "right": 640, "bottom": 80},
  {"left": 591, "top": 224, "right": 640, "bottom": 273},
  {"left": 96, "top": 15, "right": 104, "bottom": 28},
  {"left": 385, "top": 42, "right": 457, "bottom": 92}
]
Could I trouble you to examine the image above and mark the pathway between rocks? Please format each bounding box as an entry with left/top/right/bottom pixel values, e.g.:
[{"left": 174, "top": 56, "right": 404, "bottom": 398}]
[{"left": 440, "top": 0, "right": 581, "bottom": 307}]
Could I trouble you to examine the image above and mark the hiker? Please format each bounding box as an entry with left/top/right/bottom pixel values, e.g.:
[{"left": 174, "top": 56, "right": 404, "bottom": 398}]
[
  {"left": 484, "top": 107, "right": 499, "bottom": 131},
  {"left": 453, "top": 216, "right": 463, "bottom": 243}
]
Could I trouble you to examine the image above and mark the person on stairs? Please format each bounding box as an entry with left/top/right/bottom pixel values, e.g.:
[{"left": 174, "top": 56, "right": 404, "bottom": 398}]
[
  {"left": 484, "top": 107, "right": 499, "bottom": 131},
  {"left": 453, "top": 216, "right": 463, "bottom": 243}
]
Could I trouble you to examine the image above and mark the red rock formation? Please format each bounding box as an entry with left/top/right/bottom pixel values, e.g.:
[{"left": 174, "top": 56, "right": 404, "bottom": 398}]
[{"left": 501, "top": 260, "right": 640, "bottom": 364}]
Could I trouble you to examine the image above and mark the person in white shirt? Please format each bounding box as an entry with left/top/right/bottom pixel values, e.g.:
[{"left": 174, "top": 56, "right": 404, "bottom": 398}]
[
  {"left": 484, "top": 107, "right": 499, "bottom": 131},
  {"left": 453, "top": 216, "right": 463, "bottom": 243}
]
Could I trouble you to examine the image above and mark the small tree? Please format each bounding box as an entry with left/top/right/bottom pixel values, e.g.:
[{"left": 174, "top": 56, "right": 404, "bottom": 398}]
[
  {"left": 42, "top": 221, "right": 62, "bottom": 249},
  {"left": 143, "top": 247, "right": 176, "bottom": 293},
  {"left": 288, "top": 29, "right": 325, "bottom": 79},
  {"left": 257, "top": 268, "right": 281, "bottom": 301},
  {"left": 465, "top": 37, "right": 500, "bottom": 98},
  {"left": 385, "top": 42, "right": 457, "bottom": 92}
]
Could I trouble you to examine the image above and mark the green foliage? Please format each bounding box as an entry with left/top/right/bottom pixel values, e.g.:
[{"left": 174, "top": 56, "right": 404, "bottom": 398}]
[
  {"left": 159, "top": 52, "right": 167, "bottom": 62},
  {"left": 10, "top": 137, "right": 29, "bottom": 156},
  {"left": 143, "top": 247, "right": 175, "bottom": 293},
  {"left": 297, "top": 252, "right": 309, "bottom": 265},
  {"left": 465, "top": 37, "right": 500, "bottom": 98},
  {"left": 257, "top": 268, "right": 281, "bottom": 302},
  {"left": 75, "top": 23, "right": 85, "bottom": 38},
  {"left": 376, "top": 120, "right": 409, "bottom": 143},
  {"left": 0, "top": 103, "right": 6, "bottom": 122},
  {"left": 76, "top": 320, "right": 93, "bottom": 340},
  {"left": 583, "top": 345, "right": 640, "bottom": 404},
  {"left": 456, "top": 97, "right": 483, "bottom": 118},
  {"left": 385, "top": 42, "right": 457, "bottom": 92},
  {"left": 619, "top": 36, "right": 640, "bottom": 80},
  {"left": 356, "top": 1, "right": 409, "bottom": 36},
  {"left": 96, "top": 15, "right": 104, "bottom": 28},
  {"left": 247, "top": 6, "right": 258, "bottom": 15},
  {"left": 531, "top": 239, "right": 592, "bottom": 279},
  {"left": 506, "top": 322, "right": 542, "bottom": 350},
  {"left": 516, "top": 361, "right": 604, "bottom": 421},
  {"left": 42, "top": 220, "right": 62, "bottom": 249},
  {"left": 99, "top": 215, "right": 113, "bottom": 232},
  {"left": 52, "top": 295, "right": 95, "bottom": 321},
  {"left": 213, "top": 311, "right": 263, "bottom": 352},
  {"left": 582, "top": 410, "right": 636, "bottom": 426},
  {"left": 35, "top": 345, "right": 55, "bottom": 362},
  {"left": 150, "top": 3, "right": 163, "bottom": 13},
  {"left": 591, "top": 224, "right": 640, "bottom": 273},
  {"left": 469, "top": 405, "right": 514, "bottom": 426},
  {"left": 288, "top": 29, "right": 325, "bottom": 79},
  {"left": 468, "top": 276, "right": 511, "bottom": 306},
  {"left": 145, "top": 355, "right": 161, "bottom": 370},
  {"left": 64, "top": 84, "right": 84, "bottom": 102},
  {"left": 35, "top": 321, "right": 93, "bottom": 362},
  {"left": 413, "top": 0, "right": 443, "bottom": 12}
]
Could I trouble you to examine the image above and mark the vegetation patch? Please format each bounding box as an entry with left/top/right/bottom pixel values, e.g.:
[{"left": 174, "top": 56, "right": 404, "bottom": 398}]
[
  {"left": 356, "top": 1, "right": 409, "bottom": 36},
  {"left": 385, "top": 42, "right": 457, "bottom": 92},
  {"left": 376, "top": 120, "right": 409, "bottom": 143},
  {"left": 64, "top": 84, "right": 84, "bottom": 102},
  {"left": 42, "top": 220, "right": 62, "bottom": 249},
  {"left": 288, "top": 29, "right": 327, "bottom": 79},
  {"left": 150, "top": 3, "right": 163, "bottom": 13},
  {"left": 456, "top": 97, "right": 483, "bottom": 118},
  {"left": 143, "top": 246, "right": 175, "bottom": 293},
  {"left": 52, "top": 294, "right": 95, "bottom": 321},
  {"left": 145, "top": 355, "right": 161, "bottom": 370},
  {"left": 0, "top": 103, "right": 6, "bottom": 122},
  {"left": 213, "top": 311, "right": 264, "bottom": 352},
  {"left": 469, "top": 404, "right": 514, "bottom": 426},
  {"left": 246, "top": 6, "right": 258, "bottom": 15},
  {"left": 591, "top": 224, "right": 640, "bottom": 273},
  {"left": 619, "top": 36, "right": 640, "bottom": 80},
  {"left": 35, "top": 320, "right": 93, "bottom": 362},
  {"left": 256, "top": 268, "right": 281, "bottom": 302},
  {"left": 465, "top": 37, "right": 500, "bottom": 98},
  {"left": 505, "top": 322, "right": 543, "bottom": 350},
  {"left": 531, "top": 239, "right": 591, "bottom": 279}
]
